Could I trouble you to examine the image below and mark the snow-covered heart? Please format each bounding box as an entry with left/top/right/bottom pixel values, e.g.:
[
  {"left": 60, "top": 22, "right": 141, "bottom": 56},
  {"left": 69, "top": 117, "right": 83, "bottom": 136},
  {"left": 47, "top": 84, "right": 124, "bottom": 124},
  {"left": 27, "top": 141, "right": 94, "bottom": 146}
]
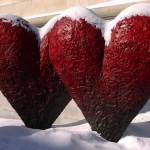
[
  {"left": 48, "top": 3, "right": 150, "bottom": 142},
  {"left": 0, "top": 16, "right": 71, "bottom": 129}
]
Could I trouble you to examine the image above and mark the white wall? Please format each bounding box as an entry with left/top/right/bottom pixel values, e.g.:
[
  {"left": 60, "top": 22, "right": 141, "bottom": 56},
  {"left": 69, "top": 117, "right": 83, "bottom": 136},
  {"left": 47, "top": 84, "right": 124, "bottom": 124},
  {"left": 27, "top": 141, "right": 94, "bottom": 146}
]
[{"left": 0, "top": 92, "right": 85, "bottom": 124}]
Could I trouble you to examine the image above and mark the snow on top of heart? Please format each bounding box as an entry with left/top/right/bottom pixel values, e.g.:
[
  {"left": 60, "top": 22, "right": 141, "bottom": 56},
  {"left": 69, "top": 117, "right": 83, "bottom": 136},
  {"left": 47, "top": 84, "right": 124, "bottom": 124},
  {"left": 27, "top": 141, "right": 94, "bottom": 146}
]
[
  {"left": 41, "top": 3, "right": 150, "bottom": 44},
  {"left": 58, "top": 7, "right": 104, "bottom": 31},
  {"left": 105, "top": 3, "right": 150, "bottom": 45},
  {"left": 39, "top": 15, "right": 59, "bottom": 39},
  {"left": 0, "top": 14, "right": 40, "bottom": 42},
  {"left": 40, "top": 7, "right": 105, "bottom": 39}
]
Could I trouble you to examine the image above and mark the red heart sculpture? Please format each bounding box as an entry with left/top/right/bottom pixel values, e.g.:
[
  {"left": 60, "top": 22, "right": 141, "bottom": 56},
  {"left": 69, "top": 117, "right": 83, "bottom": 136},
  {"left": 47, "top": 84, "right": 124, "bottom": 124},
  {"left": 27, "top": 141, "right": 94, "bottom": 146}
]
[
  {"left": 48, "top": 4, "right": 150, "bottom": 142},
  {"left": 0, "top": 15, "right": 71, "bottom": 129}
]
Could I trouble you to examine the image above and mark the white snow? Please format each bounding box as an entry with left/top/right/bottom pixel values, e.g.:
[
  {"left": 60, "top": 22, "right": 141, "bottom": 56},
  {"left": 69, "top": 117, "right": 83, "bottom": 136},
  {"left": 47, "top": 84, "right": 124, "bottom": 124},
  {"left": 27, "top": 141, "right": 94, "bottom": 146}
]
[
  {"left": 38, "top": 15, "right": 59, "bottom": 39},
  {"left": 0, "top": 14, "right": 33, "bottom": 31},
  {"left": 0, "top": 14, "right": 40, "bottom": 43},
  {"left": 0, "top": 99, "right": 150, "bottom": 150},
  {"left": 104, "top": 3, "right": 150, "bottom": 45},
  {"left": 58, "top": 7, "right": 104, "bottom": 31},
  {"left": 39, "top": 6, "right": 105, "bottom": 39},
  {"left": 39, "top": 3, "right": 150, "bottom": 44},
  {"left": 0, "top": 3, "right": 150, "bottom": 149}
]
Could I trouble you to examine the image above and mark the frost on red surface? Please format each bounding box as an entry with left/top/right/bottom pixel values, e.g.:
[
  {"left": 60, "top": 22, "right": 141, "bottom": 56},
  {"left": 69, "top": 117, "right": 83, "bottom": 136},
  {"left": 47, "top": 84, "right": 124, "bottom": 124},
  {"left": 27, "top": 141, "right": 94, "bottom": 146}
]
[
  {"left": 49, "top": 16, "right": 150, "bottom": 142},
  {"left": 0, "top": 17, "right": 71, "bottom": 129}
]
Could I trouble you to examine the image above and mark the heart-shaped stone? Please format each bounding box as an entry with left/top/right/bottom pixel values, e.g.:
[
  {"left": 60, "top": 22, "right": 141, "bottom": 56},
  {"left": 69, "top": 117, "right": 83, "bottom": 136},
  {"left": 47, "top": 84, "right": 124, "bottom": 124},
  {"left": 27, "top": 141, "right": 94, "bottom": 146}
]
[
  {"left": 48, "top": 3, "right": 150, "bottom": 142},
  {"left": 0, "top": 15, "right": 71, "bottom": 129}
]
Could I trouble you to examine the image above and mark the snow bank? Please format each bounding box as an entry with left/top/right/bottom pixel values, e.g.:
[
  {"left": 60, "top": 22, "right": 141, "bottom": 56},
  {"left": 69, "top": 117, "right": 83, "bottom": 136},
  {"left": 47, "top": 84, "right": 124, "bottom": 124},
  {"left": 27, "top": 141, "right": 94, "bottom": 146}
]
[{"left": 0, "top": 99, "right": 150, "bottom": 150}]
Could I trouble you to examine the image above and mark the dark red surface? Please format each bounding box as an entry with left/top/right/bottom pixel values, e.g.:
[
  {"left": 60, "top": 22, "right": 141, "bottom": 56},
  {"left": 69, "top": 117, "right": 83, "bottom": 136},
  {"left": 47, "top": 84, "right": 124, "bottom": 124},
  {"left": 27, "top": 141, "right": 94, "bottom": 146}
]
[
  {"left": 0, "top": 17, "right": 71, "bottom": 129},
  {"left": 49, "top": 16, "right": 150, "bottom": 142}
]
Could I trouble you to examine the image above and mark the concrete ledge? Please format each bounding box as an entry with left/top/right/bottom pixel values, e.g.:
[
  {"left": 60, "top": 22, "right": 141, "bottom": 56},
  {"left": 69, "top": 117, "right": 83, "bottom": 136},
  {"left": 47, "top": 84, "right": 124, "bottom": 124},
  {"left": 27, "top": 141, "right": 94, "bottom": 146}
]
[
  {"left": 0, "top": 0, "right": 149, "bottom": 26},
  {"left": 23, "top": 0, "right": 150, "bottom": 26}
]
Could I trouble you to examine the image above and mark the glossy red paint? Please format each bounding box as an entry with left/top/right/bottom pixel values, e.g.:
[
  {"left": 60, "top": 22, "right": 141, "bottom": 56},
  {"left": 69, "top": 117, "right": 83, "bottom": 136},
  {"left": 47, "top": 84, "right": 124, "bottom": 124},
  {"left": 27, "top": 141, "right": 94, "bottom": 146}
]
[
  {"left": 49, "top": 16, "right": 150, "bottom": 142},
  {"left": 0, "top": 18, "right": 71, "bottom": 129}
]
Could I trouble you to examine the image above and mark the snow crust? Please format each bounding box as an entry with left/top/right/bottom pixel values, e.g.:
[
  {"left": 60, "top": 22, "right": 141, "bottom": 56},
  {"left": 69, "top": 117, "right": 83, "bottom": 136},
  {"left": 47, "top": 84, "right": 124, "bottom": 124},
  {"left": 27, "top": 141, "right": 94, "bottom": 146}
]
[
  {"left": 0, "top": 99, "right": 150, "bottom": 150},
  {"left": 58, "top": 7, "right": 104, "bottom": 31},
  {"left": 38, "top": 15, "right": 58, "bottom": 39},
  {"left": 2, "top": 3, "right": 148, "bottom": 44},
  {"left": 40, "top": 6, "right": 105, "bottom": 39},
  {"left": 105, "top": 3, "right": 150, "bottom": 45},
  {"left": 0, "top": 14, "right": 40, "bottom": 43},
  {"left": 40, "top": 3, "right": 150, "bottom": 43}
]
